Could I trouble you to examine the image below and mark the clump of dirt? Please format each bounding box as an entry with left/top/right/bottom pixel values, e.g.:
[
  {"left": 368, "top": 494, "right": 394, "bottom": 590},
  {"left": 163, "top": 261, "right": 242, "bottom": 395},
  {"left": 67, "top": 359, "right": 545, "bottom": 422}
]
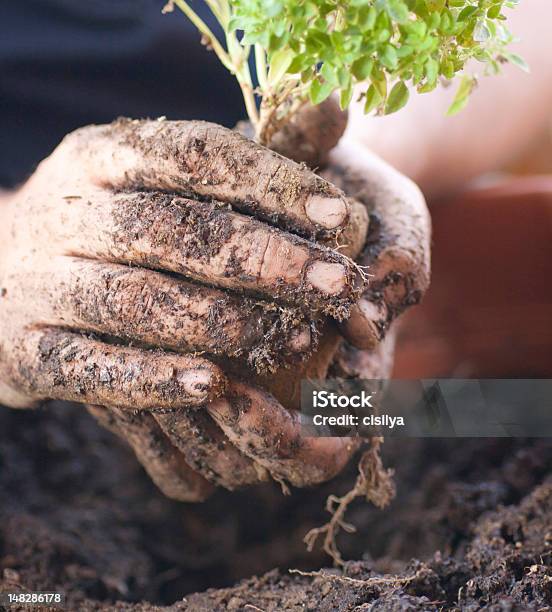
[
  {"left": 183, "top": 477, "right": 552, "bottom": 611},
  {"left": 1, "top": 402, "right": 552, "bottom": 610}
]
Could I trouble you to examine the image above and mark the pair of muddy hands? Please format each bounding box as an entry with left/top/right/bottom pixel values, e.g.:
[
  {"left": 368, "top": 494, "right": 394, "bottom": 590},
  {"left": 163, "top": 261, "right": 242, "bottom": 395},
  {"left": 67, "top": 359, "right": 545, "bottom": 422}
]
[{"left": 0, "top": 102, "right": 430, "bottom": 500}]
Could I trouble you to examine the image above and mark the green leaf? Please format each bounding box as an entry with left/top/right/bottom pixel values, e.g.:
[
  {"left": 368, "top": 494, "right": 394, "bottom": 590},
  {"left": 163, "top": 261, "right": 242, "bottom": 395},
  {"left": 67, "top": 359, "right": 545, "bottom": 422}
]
[
  {"left": 487, "top": 4, "right": 502, "bottom": 19},
  {"left": 351, "top": 56, "right": 374, "bottom": 80},
  {"left": 371, "top": 68, "right": 388, "bottom": 99},
  {"left": 424, "top": 57, "right": 439, "bottom": 84},
  {"left": 380, "top": 44, "right": 399, "bottom": 69},
  {"left": 385, "top": 81, "right": 410, "bottom": 114},
  {"left": 417, "top": 79, "right": 437, "bottom": 93},
  {"left": 340, "top": 83, "right": 354, "bottom": 109},
  {"left": 309, "top": 78, "right": 334, "bottom": 105},
  {"left": 427, "top": 12, "right": 441, "bottom": 30},
  {"left": 447, "top": 75, "right": 475, "bottom": 115},
  {"left": 357, "top": 5, "right": 377, "bottom": 29},
  {"left": 441, "top": 58, "right": 455, "bottom": 79},
  {"left": 320, "top": 62, "right": 339, "bottom": 86},
  {"left": 287, "top": 54, "right": 308, "bottom": 74},
  {"left": 363, "top": 84, "right": 383, "bottom": 113},
  {"left": 458, "top": 6, "right": 478, "bottom": 21},
  {"left": 267, "top": 48, "right": 294, "bottom": 86},
  {"left": 337, "top": 67, "right": 351, "bottom": 89},
  {"left": 382, "top": 0, "right": 410, "bottom": 23},
  {"left": 503, "top": 51, "right": 530, "bottom": 73},
  {"left": 264, "top": 0, "right": 284, "bottom": 19}
]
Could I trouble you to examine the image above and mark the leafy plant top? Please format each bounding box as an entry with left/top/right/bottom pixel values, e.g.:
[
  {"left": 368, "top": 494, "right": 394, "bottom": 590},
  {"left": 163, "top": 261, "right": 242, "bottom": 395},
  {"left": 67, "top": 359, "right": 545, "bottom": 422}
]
[{"left": 165, "top": 0, "right": 524, "bottom": 143}]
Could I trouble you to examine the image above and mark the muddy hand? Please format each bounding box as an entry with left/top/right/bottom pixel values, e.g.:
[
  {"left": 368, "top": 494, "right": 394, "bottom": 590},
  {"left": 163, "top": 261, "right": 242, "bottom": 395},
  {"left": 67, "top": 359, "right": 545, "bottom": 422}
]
[
  {"left": 271, "top": 99, "right": 431, "bottom": 351},
  {"left": 86, "top": 326, "right": 392, "bottom": 502},
  {"left": 88, "top": 377, "right": 360, "bottom": 502},
  {"left": 322, "top": 141, "right": 431, "bottom": 350},
  {"left": 0, "top": 118, "right": 365, "bottom": 410}
]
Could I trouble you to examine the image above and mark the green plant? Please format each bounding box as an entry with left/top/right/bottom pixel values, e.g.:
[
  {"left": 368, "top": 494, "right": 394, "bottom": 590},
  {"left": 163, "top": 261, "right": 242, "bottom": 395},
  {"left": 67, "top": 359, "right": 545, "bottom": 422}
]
[{"left": 165, "top": 0, "right": 523, "bottom": 143}]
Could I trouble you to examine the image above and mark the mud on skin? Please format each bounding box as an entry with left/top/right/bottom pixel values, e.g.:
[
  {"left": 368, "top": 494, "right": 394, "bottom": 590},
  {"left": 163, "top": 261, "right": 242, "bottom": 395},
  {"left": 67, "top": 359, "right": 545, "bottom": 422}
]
[
  {"left": 321, "top": 153, "right": 431, "bottom": 349},
  {"left": 108, "top": 192, "right": 361, "bottom": 320},
  {"left": 60, "top": 259, "right": 316, "bottom": 374},
  {"left": 153, "top": 407, "right": 266, "bottom": 490},
  {"left": 113, "top": 118, "right": 350, "bottom": 239},
  {"left": 7, "top": 329, "right": 225, "bottom": 409},
  {"left": 89, "top": 404, "right": 214, "bottom": 502}
]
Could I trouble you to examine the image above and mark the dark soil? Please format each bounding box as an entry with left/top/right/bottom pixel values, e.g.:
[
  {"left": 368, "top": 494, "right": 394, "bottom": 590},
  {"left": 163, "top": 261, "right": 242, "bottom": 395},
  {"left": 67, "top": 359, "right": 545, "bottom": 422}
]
[{"left": 2, "top": 403, "right": 552, "bottom": 610}]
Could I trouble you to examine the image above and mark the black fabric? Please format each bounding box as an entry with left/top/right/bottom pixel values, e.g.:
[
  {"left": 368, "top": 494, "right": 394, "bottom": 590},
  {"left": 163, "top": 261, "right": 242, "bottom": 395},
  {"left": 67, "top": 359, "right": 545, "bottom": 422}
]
[{"left": 0, "top": 0, "right": 244, "bottom": 187}]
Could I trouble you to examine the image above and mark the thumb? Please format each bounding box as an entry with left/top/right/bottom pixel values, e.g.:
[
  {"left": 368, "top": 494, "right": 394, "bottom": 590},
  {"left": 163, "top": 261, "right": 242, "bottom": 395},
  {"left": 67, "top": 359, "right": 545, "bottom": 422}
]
[{"left": 267, "top": 96, "right": 348, "bottom": 169}]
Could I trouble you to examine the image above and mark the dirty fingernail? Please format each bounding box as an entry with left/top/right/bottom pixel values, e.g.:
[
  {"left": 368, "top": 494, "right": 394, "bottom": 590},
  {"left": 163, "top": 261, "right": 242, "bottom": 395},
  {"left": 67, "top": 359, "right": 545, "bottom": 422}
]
[
  {"left": 177, "top": 367, "right": 217, "bottom": 399},
  {"left": 207, "top": 398, "right": 235, "bottom": 422},
  {"left": 342, "top": 299, "right": 388, "bottom": 350},
  {"left": 305, "top": 195, "right": 348, "bottom": 229},
  {"left": 306, "top": 261, "right": 347, "bottom": 295},
  {"left": 359, "top": 297, "right": 388, "bottom": 322},
  {"left": 286, "top": 324, "right": 311, "bottom": 353}
]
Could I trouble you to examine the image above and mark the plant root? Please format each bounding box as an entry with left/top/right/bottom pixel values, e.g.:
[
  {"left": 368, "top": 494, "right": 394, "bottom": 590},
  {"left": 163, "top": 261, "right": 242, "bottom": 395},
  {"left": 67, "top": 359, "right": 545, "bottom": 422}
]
[
  {"left": 288, "top": 568, "right": 413, "bottom": 588},
  {"left": 303, "top": 437, "right": 395, "bottom": 566}
]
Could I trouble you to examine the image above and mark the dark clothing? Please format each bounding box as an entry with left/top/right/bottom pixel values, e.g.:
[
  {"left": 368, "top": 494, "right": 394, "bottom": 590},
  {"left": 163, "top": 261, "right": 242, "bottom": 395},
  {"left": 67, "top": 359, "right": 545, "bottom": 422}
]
[{"left": 0, "top": 0, "right": 244, "bottom": 187}]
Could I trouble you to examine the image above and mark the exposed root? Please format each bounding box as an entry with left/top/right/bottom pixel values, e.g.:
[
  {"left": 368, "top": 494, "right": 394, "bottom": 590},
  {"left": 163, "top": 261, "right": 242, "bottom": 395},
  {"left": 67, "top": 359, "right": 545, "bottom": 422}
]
[
  {"left": 289, "top": 568, "right": 413, "bottom": 588},
  {"left": 303, "top": 437, "right": 395, "bottom": 566},
  {"left": 348, "top": 258, "right": 372, "bottom": 285},
  {"left": 271, "top": 473, "right": 291, "bottom": 496},
  {"left": 331, "top": 242, "right": 373, "bottom": 285}
]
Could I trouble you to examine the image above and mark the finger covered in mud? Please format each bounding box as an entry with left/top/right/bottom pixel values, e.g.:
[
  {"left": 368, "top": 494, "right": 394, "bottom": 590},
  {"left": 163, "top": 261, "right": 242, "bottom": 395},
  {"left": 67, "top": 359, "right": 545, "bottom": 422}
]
[
  {"left": 8, "top": 328, "right": 225, "bottom": 409},
  {"left": 206, "top": 381, "right": 360, "bottom": 489},
  {"left": 88, "top": 404, "right": 213, "bottom": 502},
  {"left": 320, "top": 198, "right": 370, "bottom": 261},
  {"left": 340, "top": 298, "right": 389, "bottom": 351},
  {"left": 153, "top": 408, "right": 268, "bottom": 490},
  {"left": 25, "top": 258, "right": 314, "bottom": 373},
  {"left": 56, "top": 190, "right": 363, "bottom": 319},
  {"left": 322, "top": 141, "right": 431, "bottom": 349},
  {"left": 331, "top": 326, "right": 398, "bottom": 381},
  {"left": 67, "top": 118, "right": 351, "bottom": 237}
]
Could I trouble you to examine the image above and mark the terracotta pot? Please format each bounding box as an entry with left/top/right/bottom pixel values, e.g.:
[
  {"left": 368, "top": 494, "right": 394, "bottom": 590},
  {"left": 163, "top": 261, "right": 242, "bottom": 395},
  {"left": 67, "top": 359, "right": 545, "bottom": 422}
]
[{"left": 394, "top": 177, "right": 552, "bottom": 378}]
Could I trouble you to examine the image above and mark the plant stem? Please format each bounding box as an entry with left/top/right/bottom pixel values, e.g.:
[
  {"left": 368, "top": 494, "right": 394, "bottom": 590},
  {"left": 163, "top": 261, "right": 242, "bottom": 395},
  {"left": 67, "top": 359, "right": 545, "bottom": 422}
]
[
  {"left": 172, "top": 0, "right": 259, "bottom": 128},
  {"left": 257, "top": 79, "right": 307, "bottom": 145},
  {"left": 170, "top": 0, "right": 299, "bottom": 141},
  {"left": 254, "top": 44, "right": 268, "bottom": 90},
  {"left": 171, "top": 0, "right": 234, "bottom": 72},
  {"left": 225, "top": 32, "right": 259, "bottom": 127},
  {"left": 203, "top": 0, "right": 227, "bottom": 24},
  {"left": 242, "top": 83, "right": 260, "bottom": 127}
]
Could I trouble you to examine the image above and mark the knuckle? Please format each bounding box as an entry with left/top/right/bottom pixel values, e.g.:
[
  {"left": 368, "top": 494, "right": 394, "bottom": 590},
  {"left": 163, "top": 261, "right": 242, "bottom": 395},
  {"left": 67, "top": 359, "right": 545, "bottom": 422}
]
[
  {"left": 181, "top": 122, "right": 231, "bottom": 179},
  {"left": 0, "top": 339, "right": 31, "bottom": 398},
  {"left": 14, "top": 329, "right": 79, "bottom": 396},
  {"left": 71, "top": 264, "right": 159, "bottom": 330},
  {"left": 48, "top": 124, "right": 110, "bottom": 169},
  {"left": 59, "top": 124, "right": 104, "bottom": 151},
  {"left": 104, "top": 269, "right": 154, "bottom": 324}
]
